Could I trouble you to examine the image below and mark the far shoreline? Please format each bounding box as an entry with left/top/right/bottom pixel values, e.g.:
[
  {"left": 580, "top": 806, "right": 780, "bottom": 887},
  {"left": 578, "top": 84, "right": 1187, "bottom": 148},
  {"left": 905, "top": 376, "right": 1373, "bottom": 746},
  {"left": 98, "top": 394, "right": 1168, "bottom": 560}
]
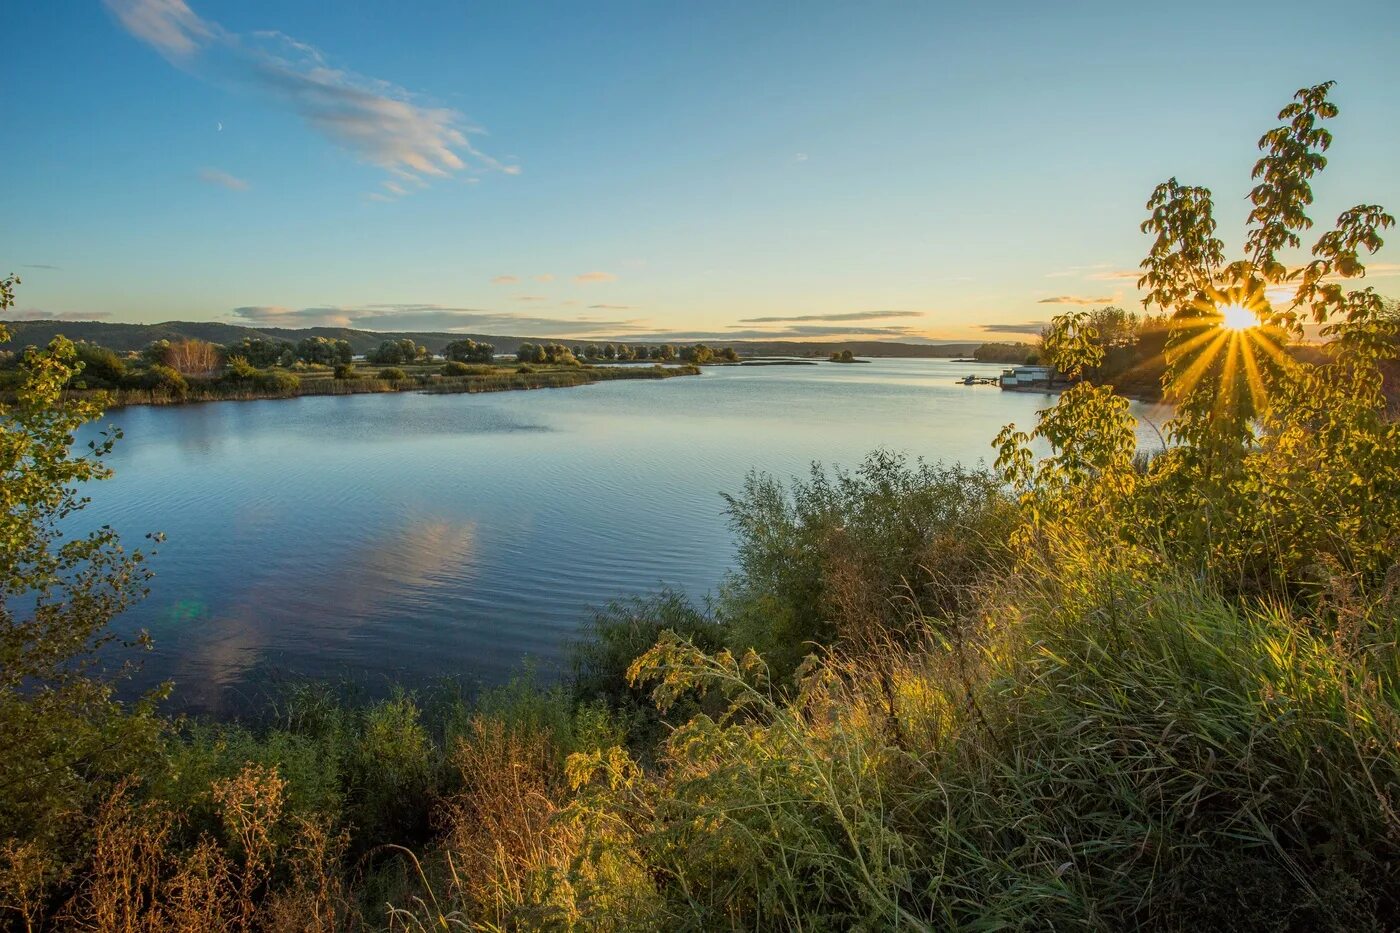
[{"left": 56, "top": 362, "right": 703, "bottom": 411}]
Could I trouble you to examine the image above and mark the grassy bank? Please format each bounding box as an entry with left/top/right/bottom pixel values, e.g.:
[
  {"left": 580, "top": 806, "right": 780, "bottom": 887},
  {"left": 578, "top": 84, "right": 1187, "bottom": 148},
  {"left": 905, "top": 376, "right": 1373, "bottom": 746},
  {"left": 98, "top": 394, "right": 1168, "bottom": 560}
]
[{"left": 55, "top": 361, "right": 701, "bottom": 408}]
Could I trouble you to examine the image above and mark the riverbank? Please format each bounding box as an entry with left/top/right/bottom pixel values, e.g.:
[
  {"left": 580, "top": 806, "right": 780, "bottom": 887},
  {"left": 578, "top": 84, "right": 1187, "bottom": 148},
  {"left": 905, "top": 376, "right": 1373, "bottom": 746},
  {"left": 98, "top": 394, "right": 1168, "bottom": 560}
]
[{"left": 56, "top": 361, "right": 702, "bottom": 409}]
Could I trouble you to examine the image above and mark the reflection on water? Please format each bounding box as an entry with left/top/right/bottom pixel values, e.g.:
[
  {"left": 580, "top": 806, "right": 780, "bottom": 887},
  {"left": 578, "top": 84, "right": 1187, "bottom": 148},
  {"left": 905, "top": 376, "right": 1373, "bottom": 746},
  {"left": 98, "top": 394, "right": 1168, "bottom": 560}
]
[
  {"left": 78, "top": 359, "right": 1168, "bottom": 712},
  {"left": 169, "top": 519, "right": 478, "bottom": 708}
]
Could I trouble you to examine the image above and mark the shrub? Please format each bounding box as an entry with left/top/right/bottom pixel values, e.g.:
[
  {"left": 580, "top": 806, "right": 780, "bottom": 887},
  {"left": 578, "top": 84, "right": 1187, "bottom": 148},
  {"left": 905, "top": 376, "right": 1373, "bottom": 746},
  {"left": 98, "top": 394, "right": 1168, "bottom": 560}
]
[
  {"left": 129, "top": 363, "right": 188, "bottom": 398},
  {"left": 377, "top": 367, "right": 407, "bottom": 381},
  {"left": 333, "top": 363, "right": 358, "bottom": 380},
  {"left": 441, "top": 360, "right": 472, "bottom": 376},
  {"left": 572, "top": 590, "right": 726, "bottom": 725},
  {"left": 71, "top": 343, "right": 126, "bottom": 387},
  {"left": 341, "top": 695, "right": 433, "bottom": 847},
  {"left": 223, "top": 354, "right": 258, "bottom": 382},
  {"left": 254, "top": 370, "right": 300, "bottom": 394},
  {"left": 719, "top": 451, "right": 1014, "bottom": 680}
]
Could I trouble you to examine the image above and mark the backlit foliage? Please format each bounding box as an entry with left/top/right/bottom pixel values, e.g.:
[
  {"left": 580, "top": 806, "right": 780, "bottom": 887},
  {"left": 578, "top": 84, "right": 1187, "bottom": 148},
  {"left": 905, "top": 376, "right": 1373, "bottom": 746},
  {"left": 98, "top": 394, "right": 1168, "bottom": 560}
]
[{"left": 1000, "top": 81, "right": 1399, "bottom": 595}]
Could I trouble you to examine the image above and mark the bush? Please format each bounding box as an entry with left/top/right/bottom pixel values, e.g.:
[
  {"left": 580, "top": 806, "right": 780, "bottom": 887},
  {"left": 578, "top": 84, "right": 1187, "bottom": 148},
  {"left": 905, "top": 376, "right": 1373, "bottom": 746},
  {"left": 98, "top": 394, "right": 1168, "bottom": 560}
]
[
  {"left": 128, "top": 363, "right": 188, "bottom": 398},
  {"left": 377, "top": 367, "right": 407, "bottom": 381},
  {"left": 222, "top": 354, "right": 258, "bottom": 382},
  {"left": 70, "top": 343, "right": 126, "bottom": 387},
  {"left": 333, "top": 363, "right": 358, "bottom": 380},
  {"left": 441, "top": 360, "right": 472, "bottom": 377},
  {"left": 254, "top": 370, "right": 300, "bottom": 394},
  {"left": 719, "top": 451, "right": 1014, "bottom": 680},
  {"left": 572, "top": 590, "right": 726, "bottom": 732}
]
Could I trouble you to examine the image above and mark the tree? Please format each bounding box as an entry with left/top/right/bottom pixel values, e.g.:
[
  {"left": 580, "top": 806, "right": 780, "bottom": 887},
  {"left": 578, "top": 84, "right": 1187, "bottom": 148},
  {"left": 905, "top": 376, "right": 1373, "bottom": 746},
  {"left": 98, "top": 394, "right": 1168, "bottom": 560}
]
[
  {"left": 603, "top": 344, "right": 617, "bottom": 360},
  {"left": 585, "top": 344, "right": 602, "bottom": 359},
  {"left": 164, "top": 339, "right": 222, "bottom": 376},
  {"left": 972, "top": 342, "right": 1035, "bottom": 364},
  {"left": 142, "top": 338, "right": 221, "bottom": 375},
  {"left": 543, "top": 343, "right": 577, "bottom": 365},
  {"left": 295, "top": 337, "right": 352, "bottom": 366},
  {"left": 0, "top": 274, "right": 166, "bottom": 870},
  {"left": 367, "top": 339, "right": 424, "bottom": 365},
  {"left": 229, "top": 337, "right": 294, "bottom": 368},
  {"left": 443, "top": 339, "right": 494, "bottom": 363},
  {"left": 68, "top": 343, "right": 126, "bottom": 388},
  {"left": 680, "top": 344, "right": 713, "bottom": 364},
  {"left": 516, "top": 342, "right": 538, "bottom": 363},
  {"left": 997, "top": 81, "right": 1399, "bottom": 596}
]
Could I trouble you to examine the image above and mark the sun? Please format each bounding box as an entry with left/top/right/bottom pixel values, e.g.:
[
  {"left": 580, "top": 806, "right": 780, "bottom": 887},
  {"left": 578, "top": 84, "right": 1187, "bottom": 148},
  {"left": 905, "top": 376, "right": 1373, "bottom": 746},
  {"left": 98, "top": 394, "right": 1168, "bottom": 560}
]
[{"left": 1219, "top": 304, "right": 1257, "bottom": 332}]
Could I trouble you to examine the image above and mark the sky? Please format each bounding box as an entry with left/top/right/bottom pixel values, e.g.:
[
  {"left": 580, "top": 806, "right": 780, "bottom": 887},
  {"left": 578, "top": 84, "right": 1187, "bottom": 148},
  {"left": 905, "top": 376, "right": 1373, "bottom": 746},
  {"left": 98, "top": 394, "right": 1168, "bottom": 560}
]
[{"left": 2, "top": 0, "right": 1398, "bottom": 343}]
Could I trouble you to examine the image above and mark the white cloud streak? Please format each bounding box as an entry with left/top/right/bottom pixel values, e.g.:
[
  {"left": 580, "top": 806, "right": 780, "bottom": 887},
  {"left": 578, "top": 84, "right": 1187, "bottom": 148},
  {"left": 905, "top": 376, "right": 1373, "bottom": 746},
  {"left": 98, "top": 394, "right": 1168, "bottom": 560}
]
[
  {"left": 1037, "top": 294, "right": 1119, "bottom": 305},
  {"left": 198, "top": 166, "right": 249, "bottom": 190},
  {"left": 739, "top": 310, "right": 921, "bottom": 323},
  {"left": 104, "top": 0, "right": 518, "bottom": 193},
  {"left": 230, "top": 303, "right": 644, "bottom": 336}
]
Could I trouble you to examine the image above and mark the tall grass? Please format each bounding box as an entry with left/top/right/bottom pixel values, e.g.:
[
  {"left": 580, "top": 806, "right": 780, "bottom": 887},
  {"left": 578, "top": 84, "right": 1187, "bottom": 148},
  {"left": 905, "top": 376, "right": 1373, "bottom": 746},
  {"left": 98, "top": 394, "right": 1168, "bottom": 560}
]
[{"left": 6, "top": 438, "right": 1395, "bottom": 929}]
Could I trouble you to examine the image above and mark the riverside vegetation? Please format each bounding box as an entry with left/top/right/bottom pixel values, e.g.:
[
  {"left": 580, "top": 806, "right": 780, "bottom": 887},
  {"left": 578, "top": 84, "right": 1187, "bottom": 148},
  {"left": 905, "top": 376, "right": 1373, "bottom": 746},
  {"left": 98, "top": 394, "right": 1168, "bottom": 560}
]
[
  {"left": 2, "top": 84, "right": 1399, "bottom": 930},
  {"left": 0, "top": 334, "right": 712, "bottom": 409}
]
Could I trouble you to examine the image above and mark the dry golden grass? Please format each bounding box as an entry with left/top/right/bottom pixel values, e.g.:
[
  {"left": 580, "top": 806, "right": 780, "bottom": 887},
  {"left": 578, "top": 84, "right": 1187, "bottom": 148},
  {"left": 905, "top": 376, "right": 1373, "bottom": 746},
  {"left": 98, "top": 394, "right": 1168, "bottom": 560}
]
[{"left": 53, "top": 765, "right": 356, "bottom": 933}]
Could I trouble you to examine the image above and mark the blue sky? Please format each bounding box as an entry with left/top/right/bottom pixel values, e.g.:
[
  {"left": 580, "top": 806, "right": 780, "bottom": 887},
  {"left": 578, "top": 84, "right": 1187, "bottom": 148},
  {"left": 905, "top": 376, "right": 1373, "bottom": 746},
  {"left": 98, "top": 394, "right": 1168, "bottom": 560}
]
[{"left": 3, "top": 1, "right": 1398, "bottom": 341}]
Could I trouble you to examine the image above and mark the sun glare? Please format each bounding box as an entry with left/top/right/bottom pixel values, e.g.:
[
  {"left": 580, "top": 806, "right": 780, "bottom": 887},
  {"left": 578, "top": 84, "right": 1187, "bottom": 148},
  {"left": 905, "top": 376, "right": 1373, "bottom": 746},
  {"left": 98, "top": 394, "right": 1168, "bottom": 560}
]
[{"left": 1219, "top": 304, "right": 1257, "bottom": 332}]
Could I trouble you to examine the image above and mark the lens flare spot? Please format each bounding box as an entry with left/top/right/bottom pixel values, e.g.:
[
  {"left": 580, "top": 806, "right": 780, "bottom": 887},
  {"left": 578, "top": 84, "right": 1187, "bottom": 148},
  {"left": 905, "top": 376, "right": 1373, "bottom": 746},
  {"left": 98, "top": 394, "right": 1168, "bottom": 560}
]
[{"left": 1219, "top": 304, "right": 1256, "bottom": 332}]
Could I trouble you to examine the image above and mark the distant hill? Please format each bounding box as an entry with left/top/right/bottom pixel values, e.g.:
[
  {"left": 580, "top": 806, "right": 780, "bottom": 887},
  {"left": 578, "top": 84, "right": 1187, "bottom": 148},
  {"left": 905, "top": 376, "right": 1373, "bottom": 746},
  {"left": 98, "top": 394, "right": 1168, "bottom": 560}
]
[{"left": 0, "top": 319, "right": 980, "bottom": 359}]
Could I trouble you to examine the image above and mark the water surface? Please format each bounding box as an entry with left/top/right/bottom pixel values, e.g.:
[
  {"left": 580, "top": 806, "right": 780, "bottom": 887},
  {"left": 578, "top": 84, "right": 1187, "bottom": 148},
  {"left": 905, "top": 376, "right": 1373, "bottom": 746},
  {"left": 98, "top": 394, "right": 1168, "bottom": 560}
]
[{"left": 80, "top": 359, "right": 1169, "bottom": 711}]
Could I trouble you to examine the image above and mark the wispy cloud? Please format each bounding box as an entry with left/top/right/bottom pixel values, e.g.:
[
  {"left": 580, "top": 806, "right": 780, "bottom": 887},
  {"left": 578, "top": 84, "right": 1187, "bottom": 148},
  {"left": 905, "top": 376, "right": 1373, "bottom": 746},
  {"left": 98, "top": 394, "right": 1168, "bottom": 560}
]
[
  {"left": 632, "top": 324, "right": 932, "bottom": 341},
  {"left": 588, "top": 304, "right": 632, "bottom": 310},
  {"left": 739, "top": 310, "right": 921, "bottom": 323},
  {"left": 20, "top": 264, "right": 61, "bottom": 270},
  {"left": 1046, "top": 263, "right": 1112, "bottom": 279},
  {"left": 230, "top": 303, "right": 643, "bottom": 336},
  {"left": 198, "top": 166, "right": 250, "bottom": 190},
  {"left": 491, "top": 275, "right": 520, "bottom": 285},
  {"left": 574, "top": 271, "right": 617, "bottom": 284},
  {"left": 104, "top": 0, "right": 213, "bottom": 61},
  {"left": 513, "top": 295, "right": 547, "bottom": 302},
  {"left": 534, "top": 273, "right": 555, "bottom": 283},
  {"left": 979, "top": 321, "right": 1050, "bottom": 335},
  {"left": 104, "top": 0, "right": 518, "bottom": 193},
  {"left": 1047, "top": 265, "right": 1141, "bottom": 284},
  {"left": 1037, "top": 294, "right": 1117, "bottom": 305}
]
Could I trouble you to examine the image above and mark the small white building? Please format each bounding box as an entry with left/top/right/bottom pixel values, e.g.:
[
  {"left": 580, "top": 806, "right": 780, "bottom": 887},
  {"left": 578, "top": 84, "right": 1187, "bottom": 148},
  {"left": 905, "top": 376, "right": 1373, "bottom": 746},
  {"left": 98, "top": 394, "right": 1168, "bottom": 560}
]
[{"left": 1000, "top": 365, "right": 1053, "bottom": 389}]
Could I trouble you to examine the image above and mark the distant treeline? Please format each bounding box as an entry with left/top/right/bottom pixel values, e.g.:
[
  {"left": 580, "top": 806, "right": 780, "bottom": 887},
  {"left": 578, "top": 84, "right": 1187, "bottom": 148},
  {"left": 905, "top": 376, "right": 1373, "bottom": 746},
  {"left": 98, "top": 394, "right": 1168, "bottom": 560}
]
[
  {"left": 0, "top": 318, "right": 978, "bottom": 359},
  {"left": 972, "top": 341, "right": 1039, "bottom": 364},
  {"left": 0, "top": 331, "right": 713, "bottom": 408}
]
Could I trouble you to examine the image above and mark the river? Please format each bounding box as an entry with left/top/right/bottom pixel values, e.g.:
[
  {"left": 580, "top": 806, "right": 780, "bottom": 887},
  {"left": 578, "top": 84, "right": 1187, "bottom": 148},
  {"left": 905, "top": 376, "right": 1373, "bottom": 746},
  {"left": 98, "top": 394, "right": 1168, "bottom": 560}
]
[{"left": 78, "top": 358, "right": 1170, "bottom": 712}]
